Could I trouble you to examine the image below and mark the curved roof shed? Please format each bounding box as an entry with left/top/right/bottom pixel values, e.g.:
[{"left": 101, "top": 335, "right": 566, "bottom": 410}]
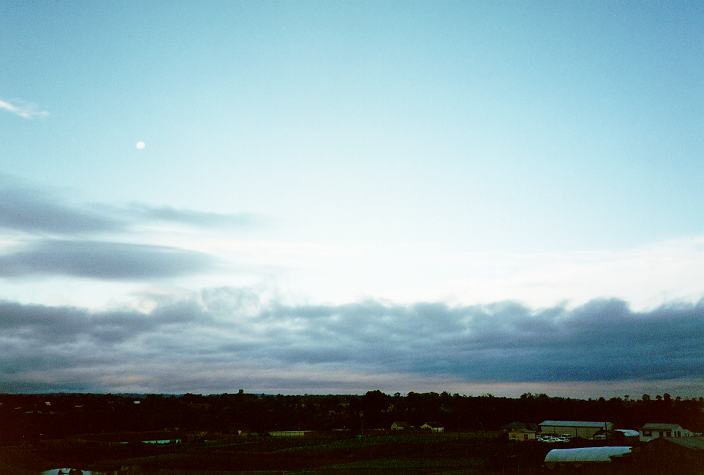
[{"left": 544, "top": 446, "right": 632, "bottom": 464}]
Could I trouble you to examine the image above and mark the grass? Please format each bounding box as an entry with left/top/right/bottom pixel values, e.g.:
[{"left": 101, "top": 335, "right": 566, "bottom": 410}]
[
  {"left": 319, "top": 456, "right": 484, "bottom": 469},
  {"left": 2, "top": 431, "right": 528, "bottom": 473}
]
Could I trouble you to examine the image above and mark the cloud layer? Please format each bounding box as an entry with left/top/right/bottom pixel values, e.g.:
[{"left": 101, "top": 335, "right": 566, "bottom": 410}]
[
  {"left": 0, "top": 177, "right": 120, "bottom": 234},
  {"left": 0, "top": 176, "right": 255, "bottom": 282},
  {"left": 1, "top": 176, "right": 702, "bottom": 395},
  {"left": 0, "top": 176, "right": 256, "bottom": 236},
  {"left": 0, "top": 240, "right": 216, "bottom": 280},
  {"left": 1, "top": 290, "right": 702, "bottom": 394}
]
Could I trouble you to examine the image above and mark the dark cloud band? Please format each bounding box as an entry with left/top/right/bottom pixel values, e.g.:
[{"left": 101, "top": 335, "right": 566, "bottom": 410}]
[{"left": 0, "top": 291, "right": 702, "bottom": 392}]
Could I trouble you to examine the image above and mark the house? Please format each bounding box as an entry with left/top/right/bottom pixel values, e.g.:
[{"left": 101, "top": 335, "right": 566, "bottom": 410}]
[
  {"left": 420, "top": 422, "right": 444, "bottom": 433},
  {"left": 508, "top": 428, "right": 537, "bottom": 442},
  {"left": 639, "top": 423, "right": 693, "bottom": 442},
  {"left": 504, "top": 422, "right": 538, "bottom": 441},
  {"left": 539, "top": 420, "right": 614, "bottom": 439}
]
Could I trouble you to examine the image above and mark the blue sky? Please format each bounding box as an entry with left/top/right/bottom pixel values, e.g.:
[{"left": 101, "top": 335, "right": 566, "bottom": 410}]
[{"left": 1, "top": 1, "right": 703, "bottom": 396}]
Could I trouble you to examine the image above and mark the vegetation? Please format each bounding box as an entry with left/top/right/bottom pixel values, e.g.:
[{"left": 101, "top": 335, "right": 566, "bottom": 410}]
[
  {"left": 1, "top": 391, "right": 702, "bottom": 472},
  {"left": 1, "top": 390, "right": 702, "bottom": 444}
]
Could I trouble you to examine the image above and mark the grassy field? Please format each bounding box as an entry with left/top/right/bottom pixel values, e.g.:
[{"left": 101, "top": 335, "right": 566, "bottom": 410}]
[
  {"left": 311, "top": 455, "right": 485, "bottom": 473},
  {"left": 1, "top": 431, "right": 550, "bottom": 473}
]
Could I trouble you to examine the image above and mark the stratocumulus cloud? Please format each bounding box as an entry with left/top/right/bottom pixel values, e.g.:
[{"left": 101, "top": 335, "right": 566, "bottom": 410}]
[
  {"left": 0, "top": 290, "right": 702, "bottom": 393},
  {"left": 0, "top": 240, "right": 217, "bottom": 280}
]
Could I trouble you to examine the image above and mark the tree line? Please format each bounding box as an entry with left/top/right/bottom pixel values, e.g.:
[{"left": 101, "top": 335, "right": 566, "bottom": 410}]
[{"left": 1, "top": 391, "right": 702, "bottom": 444}]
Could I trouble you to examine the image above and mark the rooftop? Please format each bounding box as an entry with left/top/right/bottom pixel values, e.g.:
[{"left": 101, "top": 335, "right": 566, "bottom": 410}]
[
  {"left": 642, "top": 423, "right": 685, "bottom": 430},
  {"left": 540, "top": 420, "right": 613, "bottom": 428}
]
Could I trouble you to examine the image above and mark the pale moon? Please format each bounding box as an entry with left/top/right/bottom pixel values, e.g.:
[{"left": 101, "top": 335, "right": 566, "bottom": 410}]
[{"left": 135, "top": 140, "right": 146, "bottom": 150}]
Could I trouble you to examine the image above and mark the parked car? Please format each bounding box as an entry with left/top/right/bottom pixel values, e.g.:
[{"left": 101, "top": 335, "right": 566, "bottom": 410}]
[{"left": 538, "top": 434, "right": 570, "bottom": 443}]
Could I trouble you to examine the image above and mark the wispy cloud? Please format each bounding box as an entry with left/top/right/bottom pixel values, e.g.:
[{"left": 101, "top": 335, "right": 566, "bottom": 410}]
[
  {"left": 1, "top": 290, "right": 702, "bottom": 394},
  {"left": 121, "top": 203, "right": 259, "bottom": 228},
  {"left": 0, "top": 97, "right": 48, "bottom": 119}
]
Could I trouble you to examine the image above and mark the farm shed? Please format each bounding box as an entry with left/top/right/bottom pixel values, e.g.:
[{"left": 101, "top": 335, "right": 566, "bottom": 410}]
[{"left": 539, "top": 420, "right": 614, "bottom": 439}]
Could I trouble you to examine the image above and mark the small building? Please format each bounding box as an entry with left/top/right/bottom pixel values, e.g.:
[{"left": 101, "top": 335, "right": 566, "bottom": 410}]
[
  {"left": 640, "top": 423, "right": 693, "bottom": 442},
  {"left": 391, "top": 421, "right": 411, "bottom": 431},
  {"left": 544, "top": 446, "right": 632, "bottom": 468},
  {"left": 268, "top": 430, "right": 312, "bottom": 437},
  {"left": 539, "top": 420, "right": 614, "bottom": 439},
  {"left": 420, "top": 422, "right": 444, "bottom": 433},
  {"left": 508, "top": 428, "right": 537, "bottom": 442},
  {"left": 141, "top": 438, "right": 182, "bottom": 445}
]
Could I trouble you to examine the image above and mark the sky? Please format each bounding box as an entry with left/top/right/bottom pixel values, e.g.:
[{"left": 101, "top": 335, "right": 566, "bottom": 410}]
[{"left": 0, "top": 0, "right": 703, "bottom": 397}]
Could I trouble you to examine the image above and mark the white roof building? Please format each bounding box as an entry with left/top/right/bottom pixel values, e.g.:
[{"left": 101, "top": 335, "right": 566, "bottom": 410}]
[
  {"left": 615, "top": 429, "right": 640, "bottom": 438},
  {"left": 544, "top": 446, "right": 632, "bottom": 465}
]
